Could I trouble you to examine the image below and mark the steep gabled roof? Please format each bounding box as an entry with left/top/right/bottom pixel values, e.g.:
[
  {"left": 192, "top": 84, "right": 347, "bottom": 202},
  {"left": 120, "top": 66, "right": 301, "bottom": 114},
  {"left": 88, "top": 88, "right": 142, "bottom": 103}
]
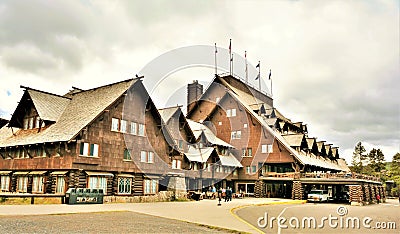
[
  {"left": 218, "top": 153, "right": 243, "bottom": 168},
  {"left": 282, "top": 134, "right": 305, "bottom": 147},
  {"left": 184, "top": 146, "right": 214, "bottom": 162},
  {"left": 158, "top": 106, "right": 180, "bottom": 124},
  {"left": 187, "top": 119, "right": 233, "bottom": 148},
  {"left": 0, "top": 78, "right": 138, "bottom": 147},
  {"left": 27, "top": 89, "right": 71, "bottom": 122},
  {"left": 0, "top": 118, "right": 8, "bottom": 129},
  {"left": 216, "top": 78, "right": 348, "bottom": 171},
  {"left": 306, "top": 138, "right": 316, "bottom": 150}
]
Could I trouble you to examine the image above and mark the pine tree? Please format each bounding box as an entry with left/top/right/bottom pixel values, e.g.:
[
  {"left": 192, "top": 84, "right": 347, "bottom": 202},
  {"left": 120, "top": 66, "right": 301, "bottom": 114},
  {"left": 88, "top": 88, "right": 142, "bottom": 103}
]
[
  {"left": 351, "top": 142, "right": 366, "bottom": 173},
  {"left": 391, "top": 153, "right": 400, "bottom": 176},
  {"left": 367, "top": 148, "right": 385, "bottom": 174}
]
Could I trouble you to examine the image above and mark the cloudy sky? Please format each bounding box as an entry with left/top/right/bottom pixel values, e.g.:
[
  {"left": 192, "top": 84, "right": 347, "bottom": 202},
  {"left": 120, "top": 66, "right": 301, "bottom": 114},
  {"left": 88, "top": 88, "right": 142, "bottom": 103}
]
[{"left": 0, "top": 0, "right": 398, "bottom": 163}]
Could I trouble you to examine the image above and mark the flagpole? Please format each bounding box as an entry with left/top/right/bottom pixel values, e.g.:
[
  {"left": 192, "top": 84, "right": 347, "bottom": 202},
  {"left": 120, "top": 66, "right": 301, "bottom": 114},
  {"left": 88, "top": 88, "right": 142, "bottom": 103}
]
[
  {"left": 245, "top": 51, "right": 248, "bottom": 84},
  {"left": 232, "top": 53, "right": 234, "bottom": 77},
  {"left": 229, "top": 39, "right": 232, "bottom": 75},
  {"left": 269, "top": 69, "right": 272, "bottom": 96},
  {"left": 214, "top": 43, "right": 218, "bottom": 76},
  {"left": 258, "top": 61, "right": 261, "bottom": 91}
]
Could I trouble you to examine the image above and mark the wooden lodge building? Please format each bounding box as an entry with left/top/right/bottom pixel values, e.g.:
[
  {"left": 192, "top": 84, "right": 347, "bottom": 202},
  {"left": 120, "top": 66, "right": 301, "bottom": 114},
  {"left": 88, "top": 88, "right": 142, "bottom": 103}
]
[{"left": 0, "top": 74, "right": 384, "bottom": 204}]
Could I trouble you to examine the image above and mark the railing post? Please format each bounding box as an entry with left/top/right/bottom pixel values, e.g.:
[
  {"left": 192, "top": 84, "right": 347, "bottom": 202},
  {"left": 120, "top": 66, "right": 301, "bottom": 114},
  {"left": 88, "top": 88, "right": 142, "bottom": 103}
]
[{"left": 31, "top": 197, "right": 34, "bottom": 204}]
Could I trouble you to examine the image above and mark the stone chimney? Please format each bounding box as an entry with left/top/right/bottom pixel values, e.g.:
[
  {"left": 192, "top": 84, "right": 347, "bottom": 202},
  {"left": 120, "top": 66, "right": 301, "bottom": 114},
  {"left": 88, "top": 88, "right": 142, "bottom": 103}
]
[{"left": 187, "top": 80, "right": 203, "bottom": 114}]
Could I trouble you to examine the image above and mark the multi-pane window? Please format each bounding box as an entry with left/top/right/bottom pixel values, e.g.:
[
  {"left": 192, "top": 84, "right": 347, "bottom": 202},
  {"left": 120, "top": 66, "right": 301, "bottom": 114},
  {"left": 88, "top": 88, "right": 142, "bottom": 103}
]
[
  {"left": 111, "top": 118, "right": 119, "bottom": 131},
  {"left": 138, "top": 124, "right": 145, "bottom": 136},
  {"left": 88, "top": 176, "right": 107, "bottom": 194},
  {"left": 32, "top": 176, "right": 44, "bottom": 193},
  {"left": 55, "top": 176, "right": 65, "bottom": 194},
  {"left": 226, "top": 109, "right": 237, "bottom": 117},
  {"left": 0, "top": 175, "right": 10, "bottom": 191},
  {"left": 140, "top": 151, "right": 154, "bottom": 163},
  {"left": 80, "top": 143, "right": 99, "bottom": 157},
  {"left": 17, "top": 176, "right": 28, "bottom": 192},
  {"left": 118, "top": 177, "right": 132, "bottom": 194},
  {"left": 262, "top": 144, "right": 273, "bottom": 153},
  {"left": 120, "top": 120, "right": 127, "bottom": 133},
  {"left": 231, "top": 130, "right": 241, "bottom": 139},
  {"left": 144, "top": 179, "right": 157, "bottom": 194},
  {"left": 130, "top": 122, "right": 137, "bottom": 135},
  {"left": 124, "top": 149, "right": 132, "bottom": 160},
  {"left": 240, "top": 148, "right": 251, "bottom": 156}
]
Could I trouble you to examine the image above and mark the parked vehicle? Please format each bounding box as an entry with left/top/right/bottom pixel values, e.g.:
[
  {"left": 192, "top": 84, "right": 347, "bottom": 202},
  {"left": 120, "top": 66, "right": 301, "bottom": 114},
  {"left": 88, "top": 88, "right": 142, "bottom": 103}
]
[{"left": 307, "top": 189, "right": 329, "bottom": 202}]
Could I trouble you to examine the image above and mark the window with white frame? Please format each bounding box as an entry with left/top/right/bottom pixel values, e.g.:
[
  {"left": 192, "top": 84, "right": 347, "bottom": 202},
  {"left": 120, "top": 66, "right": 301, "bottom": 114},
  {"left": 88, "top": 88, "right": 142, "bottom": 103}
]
[
  {"left": 88, "top": 176, "right": 107, "bottom": 194},
  {"left": 120, "top": 120, "right": 127, "bottom": 133},
  {"left": 130, "top": 122, "right": 137, "bottom": 135},
  {"left": 138, "top": 123, "right": 145, "bottom": 136},
  {"left": 241, "top": 148, "right": 251, "bottom": 157},
  {"left": 80, "top": 143, "right": 99, "bottom": 157},
  {"left": 32, "top": 176, "right": 44, "bottom": 193},
  {"left": 148, "top": 152, "right": 154, "bottom": 163},
  {"left": 118, "top": 177, "right": 132, "bottom": 194},
  {"left": 246, "top": 166, "right": 251, "bottom": 174},
  {"left": 17, "top": 176, "right": 28, "bottom": 192},
  {"left": 261, "top": 144, "right": 273, "bottom": 153},
  {"left": 231, "top": 130, "right": 241, "bottom": 139},
  {"left": 218, "top": 121, "right": 222, "bottom": 126},
  {"left": 262, "top": 144, "right": 267, "bottom": 153},
  {"left": 267, "top": 144, "right": 273, "bottom": 153},
  {"left": 55, "top": 176, "right": 65, "bottom": 194},
  {"left": 193, "top": 162, "right": 198, "bottom": 170},
  {"left": 144, "top": 179, "right": 157, "bottom": 194},
  {"left": 244, "top": 123, "right": 248, "bottom": 128},
  {"left": 233, "top": 169, "right": 238, "bottom": 176},
  {"left": 226, "top": 109, "right": 231, "bottom": 117},
  {"left": 111, "top": 118, "right": 119, "bottom": 132},
  {"left": 231, "top": 109, "right": 237, "bottom": 116},
  {"left": 140, "top": 151, "right": 147, "bottom": 162},
  {"left": 0, "top": 175, "right": 10, "bottom": 191}
]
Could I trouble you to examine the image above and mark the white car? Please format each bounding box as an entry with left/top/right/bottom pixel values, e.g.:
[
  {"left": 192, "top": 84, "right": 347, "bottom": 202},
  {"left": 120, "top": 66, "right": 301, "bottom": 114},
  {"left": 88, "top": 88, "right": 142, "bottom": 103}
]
[{"left": 307, "top": 189, "right": 329, "bottom": 202}]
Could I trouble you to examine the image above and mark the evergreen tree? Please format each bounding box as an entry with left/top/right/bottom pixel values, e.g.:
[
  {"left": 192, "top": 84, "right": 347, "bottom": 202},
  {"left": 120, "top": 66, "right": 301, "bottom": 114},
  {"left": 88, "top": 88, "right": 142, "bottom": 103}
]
[
  {"left": 367, "top": 148, "right": 385, "bottom": 174},
  {"left": 351, "top": 142, "right": 366, "bottom": 173},
  {"left": 391, "top": 152, "right": 400, "bottom": 176}
]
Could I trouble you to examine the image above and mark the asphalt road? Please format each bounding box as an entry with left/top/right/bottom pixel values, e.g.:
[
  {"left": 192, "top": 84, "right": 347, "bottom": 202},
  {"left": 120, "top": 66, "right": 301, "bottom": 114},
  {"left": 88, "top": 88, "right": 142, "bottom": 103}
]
[
  {"left": 0, "top": 211, "right": 234, "bottom": 234},
  {"left": 235, "top": 199, "right": 400, "bottom": 234}
]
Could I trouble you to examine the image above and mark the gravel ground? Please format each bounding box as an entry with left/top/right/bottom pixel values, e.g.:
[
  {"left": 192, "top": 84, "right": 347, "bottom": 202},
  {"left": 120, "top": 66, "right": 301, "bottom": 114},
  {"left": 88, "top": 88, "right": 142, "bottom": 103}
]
[{"left": 0, "top": 211, "right": 234, "bottom": 233}]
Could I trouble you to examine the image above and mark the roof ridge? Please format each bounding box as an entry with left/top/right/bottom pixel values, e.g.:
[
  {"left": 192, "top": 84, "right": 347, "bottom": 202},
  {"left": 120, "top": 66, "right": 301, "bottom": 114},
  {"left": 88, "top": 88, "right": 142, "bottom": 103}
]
[
  {"left": 20, "top": 86, "right": 72, "bottom": 100},
  {"left": 70, "top": 77, "right": 140, "bottom": 95}
]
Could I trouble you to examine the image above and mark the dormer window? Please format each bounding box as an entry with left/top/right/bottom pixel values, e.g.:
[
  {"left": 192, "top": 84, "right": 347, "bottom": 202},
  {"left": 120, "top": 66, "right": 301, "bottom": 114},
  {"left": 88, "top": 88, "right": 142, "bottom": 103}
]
[{"left": 23, "top": 116, "right": 41, "bottom": 129}]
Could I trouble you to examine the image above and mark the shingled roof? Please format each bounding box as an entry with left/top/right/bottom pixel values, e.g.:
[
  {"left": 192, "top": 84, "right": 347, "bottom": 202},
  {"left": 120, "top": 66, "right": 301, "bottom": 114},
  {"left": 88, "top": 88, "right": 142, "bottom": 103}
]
[
  {"left": 0, "top": 78, "right": 138, "bottom": 147},
  {"left": 282, "top": 134, "right": 305, "bottom": 147},
  {"left": 217, "top": 77, "right": 348, "bottom": 171}
]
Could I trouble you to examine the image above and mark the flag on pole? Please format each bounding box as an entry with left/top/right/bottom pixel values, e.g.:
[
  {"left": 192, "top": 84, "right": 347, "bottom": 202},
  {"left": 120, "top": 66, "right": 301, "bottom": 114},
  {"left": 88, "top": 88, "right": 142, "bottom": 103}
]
[
  {"left": 255, "top": 74, "right": 260, "bottom": 80},
  {"left": 269, "top": 69, "right": 271, "bottom": 80},
  {"left": 215, "top": 43, "right": 218, "bottom": 54},
  {"left": 229, "top": 39, "right": 231, "bottom": 54},
  {"left": 256, "top": 62, "right": 260, "bottom": 68}
]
